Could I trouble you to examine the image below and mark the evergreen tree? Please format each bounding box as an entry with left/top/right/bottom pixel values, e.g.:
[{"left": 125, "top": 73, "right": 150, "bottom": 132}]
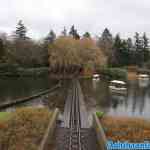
[
  {"left": 142, "top": 32, "right": 149, "bottom": 62},
  {"left": 0, "top": 38, "right": 4, "bottom": 59},
  {"left": 98, "top": 28, "right": 113, "bottom": 56},
  {"left": 126, "top": 38, "right": 134, "bottom": 65},
  {"left": 45, "top": 30, "right": 56, "bottom": 44},
  {"left": 114, "top": 34, "right": 122, "bottom": 48},
  {"left": 134, "top": 32, "right": 143, "bottom": 51},
  {"left": 83, "top": 32, "right": 91, "bottom": 38},
  {"left": 101, "top": 28, "right": 112, "bottom": 41},
  {"left": 69, "top": 25, "right": 80, "bottom": 39},
  {"left": 112, "top": 34, "right": 123, "bottom": 66},
  {"left": 43, "top": 30, "right": 56, "bottom": 66},
  {"left": 61, "top": 27, "right": 67, "bottom": 36},
  {"left": 127, "top": 38, "right": 133, "bottom": 50},
  {"left": 69, "top": 25, "right": 76, "bottom": 37},
  {"left": 120, "top": 40, "right": 130, "bottom": 66},
  {"left": 15, "top": 20, "right": 27, "bottom": 40},
  {"left": 134, "top": 32, "right": 144, "bottom": 66},
  {"left": 36, "top": 29, "right": 56, "bottom": 67}
]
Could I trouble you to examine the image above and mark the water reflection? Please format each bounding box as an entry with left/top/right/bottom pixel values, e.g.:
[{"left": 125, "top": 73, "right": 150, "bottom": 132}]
[
  {"left": 1, "top": 77, "right": 150, "bottom": 118},
  {"left": 80, "top": 79, "right": 150, "bottom": 119},
  {"left": 0, "top": 77, "right": 57, "bottom": 105}
]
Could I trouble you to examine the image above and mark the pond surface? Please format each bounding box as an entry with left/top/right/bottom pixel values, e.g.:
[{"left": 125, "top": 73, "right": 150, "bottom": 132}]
[
  {"left": 0, "top": 77, "right": 150, "bottom": 119},
  {"left": 80, "top": 79, "right": 150, "bottom": 119},
  {"left": 0, "top": 77, "right": 57, "bottom": 110}
]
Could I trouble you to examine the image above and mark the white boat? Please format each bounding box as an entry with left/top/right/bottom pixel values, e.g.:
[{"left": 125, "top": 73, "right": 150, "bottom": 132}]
[
  {"left": 138, "top": 74, "right": 149, "bottom": 81},
  {"left": 109, "top": 80, "right": 127, "bottom": 94},
  {"left": 138, "top": 74, "right": 149, "bottom": 87},
  {"left": 92, "top": 74, "right": 100, "bottom": 81}
]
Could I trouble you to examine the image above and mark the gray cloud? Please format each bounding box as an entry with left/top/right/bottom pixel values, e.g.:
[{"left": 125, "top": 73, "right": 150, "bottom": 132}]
[{"left": 0, "top": 0, "right": 150, "bottom": 39}]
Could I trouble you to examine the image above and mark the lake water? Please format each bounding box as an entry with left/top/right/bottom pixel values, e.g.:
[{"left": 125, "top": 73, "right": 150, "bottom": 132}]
[
  {"left": 80, "top": 79, "right": 150, "bottom": 119},
  {"left": 0, "top": 77, "right": 57, "bottom": 110},
  {"left": 0, "top": 77, "right": 150, "bottom": 119}
]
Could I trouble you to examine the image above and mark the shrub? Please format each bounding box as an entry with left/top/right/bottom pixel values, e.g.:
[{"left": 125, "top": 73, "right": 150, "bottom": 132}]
[
  {"left": 0, "top": 108, "right": 51, "bottom": 150},
  {"left": 0, "top": 63, "right": 19, "bottom": 73},
  {"left": 96, "top": 111, "right": 104, "bottom": 118},
  {"left": 101, "top": 116, "right": 150, "bottom": 142},
  {"left": 100, "top": 67, "right": 127, "bottom": 81}
]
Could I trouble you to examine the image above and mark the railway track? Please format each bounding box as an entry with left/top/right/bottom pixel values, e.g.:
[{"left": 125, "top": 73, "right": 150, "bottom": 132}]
[
  {"left": 69, "top": 80, "right": 82, "bottom": 150},
  {"left": 56, "top": 79, "right": 98, "bottom": 150}
]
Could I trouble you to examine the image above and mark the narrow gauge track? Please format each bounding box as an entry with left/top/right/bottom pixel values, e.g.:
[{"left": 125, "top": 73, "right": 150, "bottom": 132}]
[
  {"left": 56, "top": 80, "right": 98, "bottom": 150},
  {"left": 69, "top": 80, "right": 82, "bottom": 150}
]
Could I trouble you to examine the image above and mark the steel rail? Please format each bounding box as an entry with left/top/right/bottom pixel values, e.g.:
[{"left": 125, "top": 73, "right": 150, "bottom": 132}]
[
  {"left": 75, "top": 81, "right": 82, "bottom": 150},
  {"left": 69, "top": 80, "right": 82, "bottom": 150}
]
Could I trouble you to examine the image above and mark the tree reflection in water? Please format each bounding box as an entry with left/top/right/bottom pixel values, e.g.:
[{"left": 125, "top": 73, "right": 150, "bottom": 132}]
[{"left": 80, "top": 78, "right": 150, "bottom": 119}]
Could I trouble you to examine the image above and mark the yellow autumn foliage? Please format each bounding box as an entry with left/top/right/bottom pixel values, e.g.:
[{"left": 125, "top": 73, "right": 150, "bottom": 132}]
[
  {"left": 0, "top": 108, "right": 51, "bottom": 150},
  {"left": 101, "top": 116, "right": 150, "bottom": 142},
  {"left": 48, "top": 37, "right": 107, "bottom": 74}
]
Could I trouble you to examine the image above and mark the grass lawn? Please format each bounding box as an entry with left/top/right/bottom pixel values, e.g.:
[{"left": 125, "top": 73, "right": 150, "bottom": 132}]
[{"left": 0, "top": 112, "right": 11, "bottom": 121}]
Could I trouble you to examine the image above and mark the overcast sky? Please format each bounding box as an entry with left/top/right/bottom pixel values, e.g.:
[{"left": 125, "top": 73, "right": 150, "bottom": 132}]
[{"left": 0, "top": 0, "right": 150, "bottom": 39}]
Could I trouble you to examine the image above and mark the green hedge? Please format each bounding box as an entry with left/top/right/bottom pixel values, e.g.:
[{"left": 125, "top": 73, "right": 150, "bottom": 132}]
[
  {"left": 0, "top": 63, "right": 49, "bottom": 77},
  {"left": 0, "top": 63, "right": 19, "bottom": 73},
  {"left": 100, "top": 67, "right": 127, "bottom": 81}
]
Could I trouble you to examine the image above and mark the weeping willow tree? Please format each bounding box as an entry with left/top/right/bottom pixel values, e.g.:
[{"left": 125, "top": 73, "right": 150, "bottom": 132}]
[{"left": 48, "top": 37, "right": 106, "bottom": 76}]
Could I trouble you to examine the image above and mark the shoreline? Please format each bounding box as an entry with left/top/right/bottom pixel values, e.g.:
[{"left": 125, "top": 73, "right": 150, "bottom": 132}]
[{"left": 0, "top": 67, "right": 49, "bottom": 77}]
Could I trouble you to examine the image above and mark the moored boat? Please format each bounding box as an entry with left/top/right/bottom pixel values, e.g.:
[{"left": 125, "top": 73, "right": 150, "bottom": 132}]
[
  {"left": 138, "top": 74, "right": 149, "bottom": 87},
  {"left": 109, "top": 80, "right": 127, "bottom": 94},
  {"left": 92, "top": 74, "right": 100, "bottom": 81}
]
